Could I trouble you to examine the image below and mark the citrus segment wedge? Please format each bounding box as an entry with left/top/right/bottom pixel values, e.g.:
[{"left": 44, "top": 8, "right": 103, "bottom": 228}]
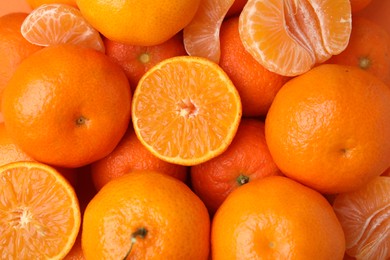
[
  {"left": 239, "top": 0, "right": 352, "bottom": 76},
  {"left": 333, "top": 177, "right": 390, "bottom": 259},
  {"left": 0, "top": 161, "right": 81, "bottom": 259},
  {"left": 21, "top": 4, "right": 105, "bottom": 52},
  {"left": 183, "top": 0, "right": 235, "bottom": 63},
  {"left": 132, "top": 56, "right": 242, "bottom": 166}
]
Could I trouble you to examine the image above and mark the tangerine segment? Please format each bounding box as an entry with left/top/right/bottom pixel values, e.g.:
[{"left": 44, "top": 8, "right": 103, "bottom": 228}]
[
  {"left": 239, "top": 0, "right": 351, "bottom": 76},
  {"left": 132, "top": 56, "right": 242, "bottom": 166},
  {"left": 183, "top": 0, "right": 235, "bottom": 63},
  {"left": 333, "top": 177, "right": 390, "bottom": 259},
  {"left": 0, "top": 161, "right": 81, "bottom": 259},
  {"left": 21, "top": 4, "right": 105, "bottom": 52}
]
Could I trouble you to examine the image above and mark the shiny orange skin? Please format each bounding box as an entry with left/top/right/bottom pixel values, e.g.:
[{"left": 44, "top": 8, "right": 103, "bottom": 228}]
[
  {"left": 104, "top": 33, "right": 187, "bottom": 92},
  {"left": 382, "top": 167, "right": 390, "bottom": 177},
  {"left": 350, "top": 0, "right": 374, "bottom": 13},
  {"left": 91, "top": 126, "right": 188, "bottom": 191},
  {"left": 2, "top": 44, "right": 132, "bottom": 168},
  {"left": 26, "top": 0, "right": 77, "bottom": 8},
  {"left": 82, "top": 171, "right": 210, "bottom": 259},
  {"left": 355, "top": 0, "right": 390, "bottom": 35},
  {"left": 265, "top": 64, "right": 390, "bottom": 194},
  {"left": 77, "top": 0, "right": 201, "bottom": 46},
  {"left": 212, "top": 176, "right": 346, "bottom": 259},
  {"left": 0, "top": 13, "right": 42, "bottom": 100},
  {"left": 0, "top": 122, "right": 78, "bottom": 186},
  {"left": 327, "top": 17, "right": 390, "bottom": 85},
  {"left": 219, "top": 17, "right": 290, "bottom": 116},
  {"left": 191, "top": 119, "right": 282, "bottom": 215}
]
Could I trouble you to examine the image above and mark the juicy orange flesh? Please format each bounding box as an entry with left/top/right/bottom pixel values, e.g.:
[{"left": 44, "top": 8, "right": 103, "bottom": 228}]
[
  {"left": 21, "top": 4, "right": 105, "bottom": 52},
  {"left": 183, "top": 0, "right": 235, "bottom": 63},
  {"left": 333, "top": 177, "right": 390, "bottom": 259},
  {"left": 239, "top": 0, "right": 351, "bottom": 76},
  {"left": 0, "top": 164, "right": 79, "bottom": 258},
  {"left": 133, "top": 58, "right": 241, "bottom": 165}
]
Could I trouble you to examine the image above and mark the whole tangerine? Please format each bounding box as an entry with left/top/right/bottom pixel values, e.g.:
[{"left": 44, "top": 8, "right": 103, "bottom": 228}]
[
  {"left": 212, "top": 176, "right": 346, "bottom": 259},
  {"left": 265, "top": 64, "right": 390, "bottom": 194},
  {"left": 82, "top": 171, "right": 210, "bottom": 259},
  {"left": 2, "top": 44, "right": 132, "bottom": 168}
]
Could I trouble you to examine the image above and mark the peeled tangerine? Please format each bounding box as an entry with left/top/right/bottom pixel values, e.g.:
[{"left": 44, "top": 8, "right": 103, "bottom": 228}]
[
  {"left": 333, "top": 177, "right": 390, "bottom": 260},
  {"left": 239, "top": 0, "right": 352, "bottom": 76}
]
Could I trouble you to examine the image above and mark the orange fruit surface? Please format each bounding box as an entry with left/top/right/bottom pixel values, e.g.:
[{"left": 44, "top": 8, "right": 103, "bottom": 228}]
[
  {"left": 21, "top": 4, "right": 105, "bottom": 52},
  {"left": 26, "top": 0, "right": 77, "bottom": 9},
  {"left": 82, "top": 171, "right": 210, "bottom": 259},
  {"left": 350, "top": 0, "right": 373, "bottom": 13},
  {"left": 2, "top": 44, "right": 132, "bottom": 168},
  {"left": 191, "top": 119, "right": 282, "bottom": 215},
  {"left": 0, "top": 161, "right": 81, "bottom": 258},
  {"left": 91, "top": 126, "right": 188, "bottom": 191},
  {"left": 104, "top": 33, "right": 187, "bottom": 92},
  {"left": 239, "top": 0, "right": 352, "bottom": 76},
  {"left": 265, "top": 64, "right": 390, "bottom": 194},
  {"left": 333, "top": 176, "right": 390, "bottom": 259},
  {"left": 132, "top": 56, "right": 242, "bottom": 166},
  {"left": 382, "top": 167, "right": 390, "bottom": 177},
  {"left": 76, "top": 0, "right": 201, "bottom": 46},
  {"left": 0, "top": 122, "right": 78, "bottom": 186},
  {"left": 0, "top": 122, "right": 34, "bottom": 165},
  {"left": 226, "top": 0, "right": 248, "bottom": 18},
  {"left": 0, "top": 13, "right": 42, "bottom": 100},
  {"left": 327, "top": 17, "right": 390, "bottom": 85},
  {"left": 355, "top": 0, "right": 390, "bottom": 35},
  {"left": 183, "top": 0, "right": 234, "bottom": 63},
  {"left": 212, "top": 176, "right": 346, "bottom": 259},
  {"left": 219, "top": 16, "right": 290, "bottom": 116},
  {"left": 0, "top": 0, "right": 31, "bottom": 16}
]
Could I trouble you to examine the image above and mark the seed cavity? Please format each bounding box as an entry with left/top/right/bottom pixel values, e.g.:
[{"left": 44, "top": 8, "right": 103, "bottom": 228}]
[{"left": 176, "top": 98, "right": 198, "bottom": 118}]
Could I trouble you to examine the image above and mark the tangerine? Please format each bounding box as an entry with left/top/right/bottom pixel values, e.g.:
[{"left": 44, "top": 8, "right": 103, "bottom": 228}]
[
  {"left": 327, "top": 17, "right": 390, "bottom": 85},
  {"left": 0, "top": 161, "right": 81, "bottom": 258},
  {"left": 191, "top": 119, "right": 282, "bottom": 214},
  {"left": 77, "top": 0, "right": 201, "bottom": 46},
  {"left": 82, "top": 171, "right": 210, "bottom": 259},
  {"left": 104, "top": 33, "right": 187, "bottom": 92},
  {"left": 132, "top": 56, "right": 242, "bottom": 166},
  {"left": 219, "top": 16, "right": 290, "bottom": 116},
  {"left": 0, "top": 13, "right": 42, "bottom": 100},
  {"left": 265, "top": 64, "right": 390, "bottom": 194},
  {"left": 2, "top": 44, "right": 132, "bottom": 168},
  {"left": 212, "top": 176, "right": 345, "bottom": 259},
  {"left": 183, "top": 0, "right": 235, "bottom": 63},
  {"left": 91, "top": 126, "right": 188, "bottom": 191},
  {"left": 21, "top": 4, "right": 105, "bottom": 52},
  {"left": 239, "top": 0, "right": 352, "bottom": 76},
  {"left": 333, "top": 176, "right": 390, "bottom": 259}
]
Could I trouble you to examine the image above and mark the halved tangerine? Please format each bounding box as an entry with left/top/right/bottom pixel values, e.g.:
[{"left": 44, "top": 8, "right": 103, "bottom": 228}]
[
  {"left": 0, "top": 161, "right": 81, "bottom": 259},
  {"left": 132, "top": 56, "right": 242, "bottom": 166},
  {"left": 239, "top": 0, "right": 352, "bottom": 76},
  {"left": 21, "top": 3, "right": 105, "bottom": 52}
]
